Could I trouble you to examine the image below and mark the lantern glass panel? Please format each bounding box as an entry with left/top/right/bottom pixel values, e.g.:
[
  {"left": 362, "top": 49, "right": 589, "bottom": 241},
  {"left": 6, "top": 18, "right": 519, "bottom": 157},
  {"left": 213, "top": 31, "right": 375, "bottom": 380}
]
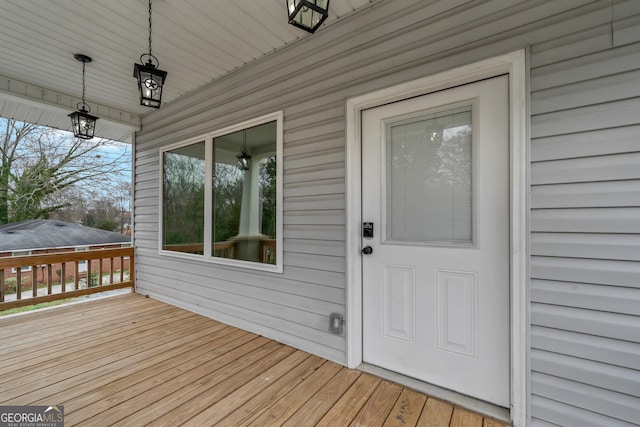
[
  {"left": 236, "top": 152, "right": 251, "bottom": 171},
  {"left": 287, "top": 0, "right": 329, "bottom": 32},
  {"left": 68, "top": 110, "right": 98, "bottom": 139},
  {"left": 134, "top": 63, "right": 167, "bottom": 108}
]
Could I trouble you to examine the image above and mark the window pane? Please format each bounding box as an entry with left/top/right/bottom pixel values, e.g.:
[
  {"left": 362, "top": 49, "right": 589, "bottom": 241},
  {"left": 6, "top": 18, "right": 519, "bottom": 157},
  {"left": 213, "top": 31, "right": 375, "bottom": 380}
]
[
  {"left": 212, "top": 121, "right": 277, "bottom": 264},
  {"left": 162, "top": 142, "right": 205, "bottom": 254},
  {"left": 386, "top": 108, "right": 472, "bottom": 243}
]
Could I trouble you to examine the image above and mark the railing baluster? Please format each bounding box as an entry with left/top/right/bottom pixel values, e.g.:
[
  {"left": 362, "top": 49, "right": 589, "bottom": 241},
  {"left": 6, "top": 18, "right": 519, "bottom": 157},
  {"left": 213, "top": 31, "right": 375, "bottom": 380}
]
[
  {"left": 99, "top": 257, "right": 103, "bottom": 287},
  {"left": 74, "top": 260, "right": 79, "bottom": 290},
  {"left": 16, "top": 269, "right": 21, "bottom": 300},
  {"left": 61, "top": 262, "right": 66, "bottom": 293},
  {"left": 109, "top": 257, "right": 114, "bottom": 284},
  {"left": 87, "top": 256, "right": 92, "bottom": 289},
  {"left": 129, "top": 252, "right": 134, "bottom": 288},
  {"left": 47, "top": 264, "right": 52, "bottom": 295},
  {"left": 0, "top": 271, "right": 4, "bottom": 302},
  {"left": 120, "top": 257, "right": 124, "bottom": 282},
  {"left": 32, "top": 266, "right": 37, "bottom": 297}
]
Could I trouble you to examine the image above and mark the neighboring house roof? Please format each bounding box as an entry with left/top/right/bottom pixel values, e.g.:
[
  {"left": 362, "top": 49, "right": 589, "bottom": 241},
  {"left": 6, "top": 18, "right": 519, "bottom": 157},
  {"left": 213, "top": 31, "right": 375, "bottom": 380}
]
[{"left": 0, "top": 220, "right": 130, "bottom": 252}]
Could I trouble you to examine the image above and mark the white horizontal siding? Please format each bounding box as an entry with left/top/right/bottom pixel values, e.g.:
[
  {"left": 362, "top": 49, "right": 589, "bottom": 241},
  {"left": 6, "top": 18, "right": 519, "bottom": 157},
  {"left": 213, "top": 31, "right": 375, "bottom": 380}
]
[
  {"left": 283, "top": 224, "right": 345, "bottom": 242},
  {"left": 529, "top": 0, "right": 640, "bottom": 423},
  {"left": 135, "top": 263, "right": 344, "bottom": 320},
  {"left": 283, "top": 210, "right": 345, "bottom": 225},
  {"left": 531, "top": 125, "right": 640, "bottom": 162},
  {"left": 531, "top": 395, "right": 638, "bottom": 427},
  {"left": 131, "top": 1, "right": 639, "bottom": 424},
  {"left": 531, "top": 69, "right": 640, "bottom": 115},
  {"left": 284, "top": 164, "right": 345, "bottom": 184},
  {"left": 530, "top": 23, "right": 612, "bottom": 69},
  {"left": 532, "top": 304, "right": 639, "bottom": 343},
  {"left": 531, "top": 180, "right": 640, "bottom": 208},
  {"left": 530, "top": 43, "right": 640, "bottom": 91},
  {"left": 531, "top": 208, "right": 640, "bottom": 233},
  {"left": 285, "top": 239, "right": 345, "bottom": 257},
  {"left": 531, "top": 233, "right": 640, "bottom": 260},
  {"left": 614, "top": 0, "right": 640, "bottom": 46},
  {"left": 532, "top": 99, "right": 640, "bottom": 138},
  {"left": 531, "top": 349, "right": 640, "bottom": 397},
  {"left": 532, "top": 256, "right": 640, "bottom": 288},
  {"left": 531, "top": 372, "right": 640, "bottom": 425},
  {"left": 531, "top": 153, "right": 640, "bottom": 184},
  {"left": 531, "top": 280, "right": 640, "bottom": 315},
  {"left": 532, "top": 326, "right": 640, "bottom": 371}
]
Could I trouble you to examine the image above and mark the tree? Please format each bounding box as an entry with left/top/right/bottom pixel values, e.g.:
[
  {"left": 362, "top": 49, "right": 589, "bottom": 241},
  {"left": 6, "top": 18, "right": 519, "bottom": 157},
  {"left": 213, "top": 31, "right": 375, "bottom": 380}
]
[
  {"left": 0, "top": 119, "right": 38, "bottom": 223},
  {"left": 112, "top": 179, "right": 132, "bottom": 233},
  {"left": 0, "top": 118, "right": 130, "bottom": 224},
  {"left": 163, "top": 148, "right": 206, "bottom": 246},
  {"left": 259, "top": 155, "right": 277, "bottom": 238},
  {"left": 85, "top": 198, "right": 120, "bottom": 231}
]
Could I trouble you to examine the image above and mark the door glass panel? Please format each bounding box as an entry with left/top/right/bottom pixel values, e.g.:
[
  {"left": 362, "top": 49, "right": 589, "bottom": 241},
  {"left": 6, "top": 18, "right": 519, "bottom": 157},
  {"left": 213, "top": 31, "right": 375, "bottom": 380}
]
[{"left": 386, "top": 107, "right": 472, "bottom": 244}]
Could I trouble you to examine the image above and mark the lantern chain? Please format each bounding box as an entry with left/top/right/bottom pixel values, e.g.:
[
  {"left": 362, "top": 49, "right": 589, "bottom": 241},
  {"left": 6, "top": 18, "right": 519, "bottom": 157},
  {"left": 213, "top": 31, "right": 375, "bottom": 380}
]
[
  {"left": 81, "top": 59, "right": 86, "bottom": 108},
  {"left": 148, "top": 0, "right": 153, "bottom": 57}
]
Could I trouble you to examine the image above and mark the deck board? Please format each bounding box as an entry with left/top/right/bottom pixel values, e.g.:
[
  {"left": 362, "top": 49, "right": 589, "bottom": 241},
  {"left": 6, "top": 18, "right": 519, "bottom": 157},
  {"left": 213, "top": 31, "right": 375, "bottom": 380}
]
[{"left": 0, "top": 294, "right": 511, "bottom": 426}]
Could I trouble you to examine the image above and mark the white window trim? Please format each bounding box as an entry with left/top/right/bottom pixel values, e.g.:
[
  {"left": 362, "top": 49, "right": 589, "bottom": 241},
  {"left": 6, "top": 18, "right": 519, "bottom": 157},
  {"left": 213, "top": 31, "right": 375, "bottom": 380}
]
[
  {"left": 345, "top": 50, "right": 528, "bottom": 426},
  {"left": 158, "top": 111, "right": 284, "bottom": 274}
]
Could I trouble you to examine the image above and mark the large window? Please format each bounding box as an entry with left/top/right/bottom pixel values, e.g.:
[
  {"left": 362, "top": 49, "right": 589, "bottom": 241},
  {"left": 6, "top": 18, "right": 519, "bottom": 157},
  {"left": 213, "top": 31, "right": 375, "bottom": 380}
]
[{"left": 160, "top": 112, "right": 283, "bottom": 272}]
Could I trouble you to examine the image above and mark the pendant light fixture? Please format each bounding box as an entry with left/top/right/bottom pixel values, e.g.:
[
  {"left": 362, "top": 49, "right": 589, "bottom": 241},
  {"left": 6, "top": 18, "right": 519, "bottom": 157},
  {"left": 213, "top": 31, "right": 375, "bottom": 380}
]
[
  {"left": 236, "top": 130, "right": 252, "bottom": 171},
  {"left": 286, "top": 0, "right": 330, "bottom": 33},
  {"left": 68, "top": 54, "right": 98, "bottom": 140},
  {"left": 133, "top": 0, "right": 167, "bottom": 108}
]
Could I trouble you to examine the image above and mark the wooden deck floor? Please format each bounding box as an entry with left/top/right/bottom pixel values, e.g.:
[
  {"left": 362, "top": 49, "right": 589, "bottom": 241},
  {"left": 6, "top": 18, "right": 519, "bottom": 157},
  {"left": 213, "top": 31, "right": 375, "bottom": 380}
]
[{"left": 0, "top": 294, "right": 510, "bottom": 427}]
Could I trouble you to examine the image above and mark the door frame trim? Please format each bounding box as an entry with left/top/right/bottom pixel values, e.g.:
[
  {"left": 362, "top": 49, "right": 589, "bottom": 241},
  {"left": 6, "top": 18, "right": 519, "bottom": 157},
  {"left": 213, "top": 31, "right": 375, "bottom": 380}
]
[{"left": 345, "top": 49, "right": 528, "bottom": 426}]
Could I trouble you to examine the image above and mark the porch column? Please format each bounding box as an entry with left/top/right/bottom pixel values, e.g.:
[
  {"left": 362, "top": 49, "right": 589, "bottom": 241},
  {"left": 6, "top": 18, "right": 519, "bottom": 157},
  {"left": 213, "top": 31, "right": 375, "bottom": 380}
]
[
  {"left": 235, "top": 157, "right": 263, "bottom": 261},
  {"left": 238, "top": 158, "right": 261, "bottom": 237}
]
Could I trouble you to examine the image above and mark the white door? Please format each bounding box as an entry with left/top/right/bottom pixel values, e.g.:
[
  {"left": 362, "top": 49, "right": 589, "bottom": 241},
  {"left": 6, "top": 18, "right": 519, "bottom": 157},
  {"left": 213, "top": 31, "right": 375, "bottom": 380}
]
[{"left": 361, "top": 75, "right": 510, "bottom": 407}]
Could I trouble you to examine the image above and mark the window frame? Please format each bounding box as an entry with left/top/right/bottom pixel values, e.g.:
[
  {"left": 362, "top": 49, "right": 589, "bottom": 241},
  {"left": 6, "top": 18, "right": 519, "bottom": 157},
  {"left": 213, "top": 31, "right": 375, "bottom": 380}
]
[
  {"left": 11, "top": 250, "right": 32, "bottom": 273},
  {"left": 158, "top": 111, "right": 284, "bottom": 273},
  {"left": 75, "top": 246, "right": 89, "bottom": 272}
]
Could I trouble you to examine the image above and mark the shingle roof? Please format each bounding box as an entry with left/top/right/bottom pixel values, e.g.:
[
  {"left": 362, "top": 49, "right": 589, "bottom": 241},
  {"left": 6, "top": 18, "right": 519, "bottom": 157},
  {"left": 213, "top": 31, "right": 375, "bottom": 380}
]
[{"left": 0, "top": 220, "right": 130, "bottom": 252}]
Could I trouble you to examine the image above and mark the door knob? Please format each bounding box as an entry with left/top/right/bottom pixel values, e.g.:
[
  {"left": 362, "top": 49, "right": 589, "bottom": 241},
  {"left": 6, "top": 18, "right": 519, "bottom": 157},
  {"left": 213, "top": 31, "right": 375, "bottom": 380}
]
[{"left": 362, "top": 246, "right": 373, "bottom": 255}]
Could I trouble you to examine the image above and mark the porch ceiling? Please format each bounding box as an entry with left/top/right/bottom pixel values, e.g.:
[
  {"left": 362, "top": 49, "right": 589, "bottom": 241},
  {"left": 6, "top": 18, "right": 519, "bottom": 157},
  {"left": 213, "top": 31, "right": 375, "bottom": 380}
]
[{"left": 0, "top": 0, "right": 373, "bottom": 141}]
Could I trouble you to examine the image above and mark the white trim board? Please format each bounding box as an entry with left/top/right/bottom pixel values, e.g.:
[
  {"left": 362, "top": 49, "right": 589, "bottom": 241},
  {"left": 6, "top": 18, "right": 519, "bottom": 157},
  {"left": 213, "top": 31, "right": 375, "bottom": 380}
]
[{"left": 345, "top": 49, "right": 528, "bottom": 426}]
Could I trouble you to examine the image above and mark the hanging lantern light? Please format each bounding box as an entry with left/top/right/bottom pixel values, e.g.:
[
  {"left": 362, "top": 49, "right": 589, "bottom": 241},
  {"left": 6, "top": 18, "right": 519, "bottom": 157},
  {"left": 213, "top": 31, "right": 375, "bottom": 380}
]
[
  {"left": 68, "top": 54, "right": 98, "bottom": 140},
  {"left": 286, "top": 0, "right": 330, "bottom": 33},
  {"left": 236, "top": 130, "right": 252, "bottom": 171},
  {"left": 133, "top": 0, "right": 167, "bottom": 108}
]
